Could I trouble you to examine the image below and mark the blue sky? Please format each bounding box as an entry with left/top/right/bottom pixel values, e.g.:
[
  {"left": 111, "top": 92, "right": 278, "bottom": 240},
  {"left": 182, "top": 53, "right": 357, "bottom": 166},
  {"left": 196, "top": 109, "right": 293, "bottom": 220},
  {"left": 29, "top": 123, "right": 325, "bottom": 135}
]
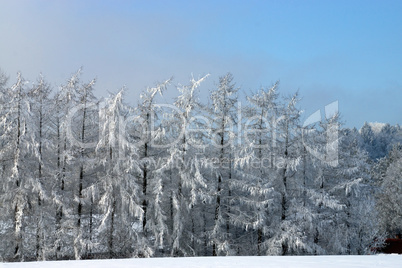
[{"left": 0, "top": 0, "right": 401, "bottom": 128}]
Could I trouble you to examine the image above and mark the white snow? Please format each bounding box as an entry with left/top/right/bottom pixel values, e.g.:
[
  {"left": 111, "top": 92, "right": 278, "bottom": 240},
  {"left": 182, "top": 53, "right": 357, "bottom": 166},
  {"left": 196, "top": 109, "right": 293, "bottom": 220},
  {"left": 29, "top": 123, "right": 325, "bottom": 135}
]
[
  {"left": 368, "top": 122, "right": 387, "bottom": 134},
  {"left": 2, "top": 255, "right": 401, "bottom": 268}
]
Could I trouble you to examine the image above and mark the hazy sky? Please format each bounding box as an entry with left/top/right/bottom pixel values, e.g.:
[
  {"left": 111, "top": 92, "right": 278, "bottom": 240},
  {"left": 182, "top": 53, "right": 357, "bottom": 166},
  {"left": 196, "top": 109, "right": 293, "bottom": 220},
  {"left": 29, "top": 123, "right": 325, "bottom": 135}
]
[{"left": 1, "top": 0, "right": 401, "bottom": 128}]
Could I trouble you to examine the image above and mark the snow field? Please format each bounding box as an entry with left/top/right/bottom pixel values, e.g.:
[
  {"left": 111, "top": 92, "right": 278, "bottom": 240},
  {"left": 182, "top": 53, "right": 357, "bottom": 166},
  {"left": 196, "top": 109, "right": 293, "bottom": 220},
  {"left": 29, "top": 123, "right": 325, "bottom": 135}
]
[{"left": 2, "top": 255, "right": 402, "bottom": 268}]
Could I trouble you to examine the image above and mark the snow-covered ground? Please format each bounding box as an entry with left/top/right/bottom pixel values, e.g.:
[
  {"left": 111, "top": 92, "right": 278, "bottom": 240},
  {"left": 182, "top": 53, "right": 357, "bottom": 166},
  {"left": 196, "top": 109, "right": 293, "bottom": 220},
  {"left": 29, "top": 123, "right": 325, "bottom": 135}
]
[{"left": 2, "top": 255, "right": 401, "bottom": 268}]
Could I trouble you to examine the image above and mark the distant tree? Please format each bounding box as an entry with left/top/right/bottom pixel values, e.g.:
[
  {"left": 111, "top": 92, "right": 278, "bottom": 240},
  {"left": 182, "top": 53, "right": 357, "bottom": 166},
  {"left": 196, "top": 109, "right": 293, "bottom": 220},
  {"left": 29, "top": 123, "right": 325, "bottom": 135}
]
[
  {"left": 376, "top": 144, "right": 402, "bottom": 238},
  {"left": 359, "top": 122, "right": 402, "bottom": 160},
  {"left": 331, "top": 128, "right": 380, "bottom": 254}
]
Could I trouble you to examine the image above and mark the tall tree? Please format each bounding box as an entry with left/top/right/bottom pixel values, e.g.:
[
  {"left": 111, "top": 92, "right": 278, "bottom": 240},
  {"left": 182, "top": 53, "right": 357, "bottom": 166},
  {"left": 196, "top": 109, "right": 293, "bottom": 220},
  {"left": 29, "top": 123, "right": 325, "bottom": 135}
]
[
  {"left": 49, "top": 70, "right": 82, "bottom": 259},
  {"left": 96, "top": 90, "right": 144, "bottom": 258},
  {"left": 265, "top": 93, "right": 308, "bottom": 255},
  {"left": 135, "top": 78, "right": 171, "bottom": 252},
  {"left": 0, "top": 73, "right": 39, "bottom": 261},
  {"left": 208, "top": 73, "right": 239, "bottom": 256},
  {"left": 27, "top": 75, "right": 52, "bottom": 260},
  {"left": 159, "top": 75, "right": 209, "bottom": 256},
  {"left": 71, "top": 77, "right": 98, "bottom": 259},
  {"left": 238, "top": 82, "right": 280, "bottom": 255}
]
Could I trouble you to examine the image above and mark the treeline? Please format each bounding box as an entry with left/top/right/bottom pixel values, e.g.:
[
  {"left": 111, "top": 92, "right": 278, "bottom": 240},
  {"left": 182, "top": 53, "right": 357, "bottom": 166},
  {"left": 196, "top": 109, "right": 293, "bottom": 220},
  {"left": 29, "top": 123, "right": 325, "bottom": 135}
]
[
  {"left": 0, "top": 69, "right": 399, "bottom": 261},
  {"left": 360, "top": 122, "right": 402, "bottom": 160}
]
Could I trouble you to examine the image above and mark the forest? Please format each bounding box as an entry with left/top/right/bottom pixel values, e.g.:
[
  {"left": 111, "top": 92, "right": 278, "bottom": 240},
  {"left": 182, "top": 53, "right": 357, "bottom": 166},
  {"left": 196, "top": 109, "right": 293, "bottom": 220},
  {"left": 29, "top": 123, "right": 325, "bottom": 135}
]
[{"left": 0, "top": 69, "right": 401, "bottom": 261}]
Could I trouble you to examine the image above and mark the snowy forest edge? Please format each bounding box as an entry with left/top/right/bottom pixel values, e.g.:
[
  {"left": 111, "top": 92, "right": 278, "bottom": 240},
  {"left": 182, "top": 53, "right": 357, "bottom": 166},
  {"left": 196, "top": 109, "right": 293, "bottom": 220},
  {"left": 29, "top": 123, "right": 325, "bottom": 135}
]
[{"left": 0, "top": 69, "right": 401, "bottom": 261}]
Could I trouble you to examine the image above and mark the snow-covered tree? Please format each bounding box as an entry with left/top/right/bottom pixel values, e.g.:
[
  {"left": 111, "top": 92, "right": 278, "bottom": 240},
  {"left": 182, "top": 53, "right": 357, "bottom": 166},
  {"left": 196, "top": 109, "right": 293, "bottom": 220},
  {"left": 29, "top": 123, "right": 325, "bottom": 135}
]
[
  {"left": 47, "top": 69, "right": 99, "bottom": 260},
  {"left": 0, "top": 68, "right": 394, "bottom": 259},
  {"left": 48, "top": 70, "right": 83, "bottom": 259},
  {"left": 96, "top": 90, "right": 144, "bottom": 258},
  {"left": 71, "top": 77, "right": 99, "bottom": 259},
  {"left": 359, "top": 122, "right": 402, "bottom": 160},
  {"left": 134, "top": 78, "right": 171, "bottom": 254},
  {"left": 329, "top": 128, "right": 380, "bottom": 254},
  {"left": 158, "top": 75, "right": 209, "bottom": 256},
  {"left": 264, "top": 92, "right": 309, "bottom": 255},
  {"left": 235, "top": 82, "right": 280, "bottom": 255},
  {"left": 0, "top": 73, "right": 39, "bottom": 261},
  {"left": 300, "top": 115, "right": 381, "bottom": 255},
  {"left": 302, "top": 113, "right": 347, "bottom": 255},
  {"left": 376, "top": 144, "right": 402, "bottom": 238},
  {"left": 208, "top": 73, "right": 239, "bottom": 256},
  {"left": 27, "top": 75, "right": 53, "bottom": 260}
]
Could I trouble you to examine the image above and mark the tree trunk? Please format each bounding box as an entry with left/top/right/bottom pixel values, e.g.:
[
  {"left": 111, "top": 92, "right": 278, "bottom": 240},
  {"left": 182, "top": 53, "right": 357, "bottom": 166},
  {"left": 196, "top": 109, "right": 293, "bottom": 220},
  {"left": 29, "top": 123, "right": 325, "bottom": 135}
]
[
  {"left": 108, "top": 198, "right": 116, "bottom": 258},
  {"left": 213, "top": 174, "right": 221, "bottom": 256},
  {"left": 14, "top": 92, "right": 22, "bottom": 261},
  {"left": 36, "top": 100, "right": 44, "bottom": 261}
]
